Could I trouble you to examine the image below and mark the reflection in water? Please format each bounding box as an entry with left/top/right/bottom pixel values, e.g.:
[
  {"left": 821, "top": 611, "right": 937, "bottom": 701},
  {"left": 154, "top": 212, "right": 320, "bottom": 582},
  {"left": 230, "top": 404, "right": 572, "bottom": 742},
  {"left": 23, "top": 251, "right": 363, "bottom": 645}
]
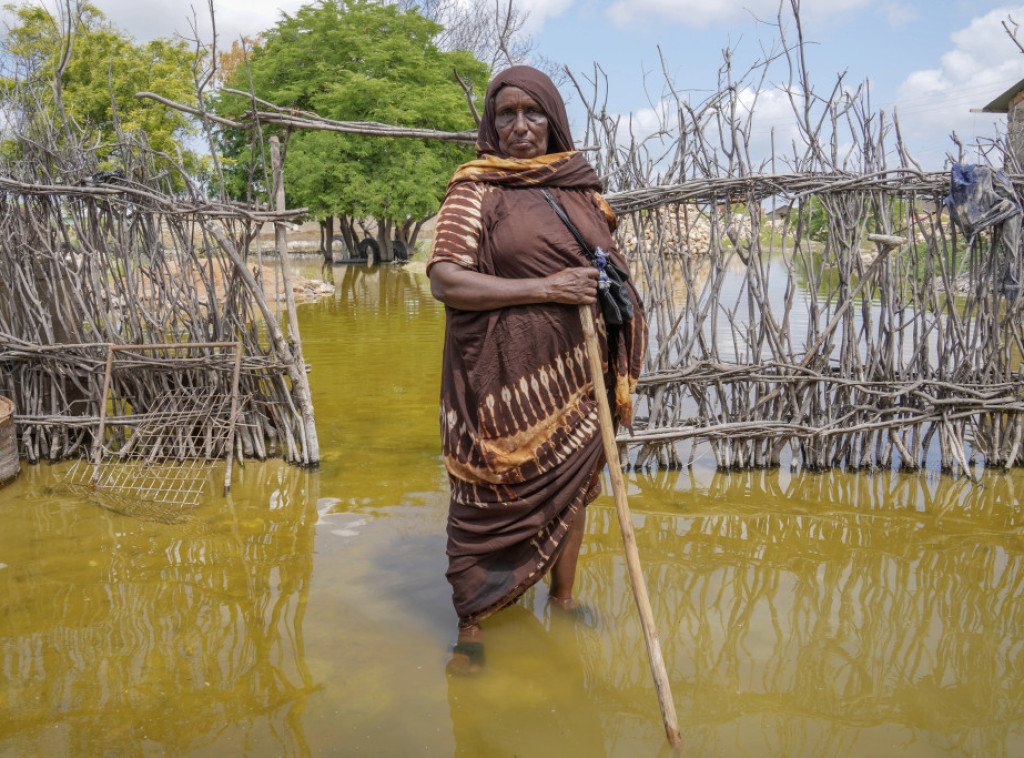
[
  {"left": 572, "top": 468, "right": 1024, "bottom": 757},
  {"left": 3, "top": 266, "right": 1024, "bottom": 757},
  {"left": 333, "top": 263, "right": 437, "bottom": 314},
  {"left": 442, "top": 468, "right": 1024, "bottom": 756},
  {"left": 0, "top": 462, "right": 319, "bottom": 757}
]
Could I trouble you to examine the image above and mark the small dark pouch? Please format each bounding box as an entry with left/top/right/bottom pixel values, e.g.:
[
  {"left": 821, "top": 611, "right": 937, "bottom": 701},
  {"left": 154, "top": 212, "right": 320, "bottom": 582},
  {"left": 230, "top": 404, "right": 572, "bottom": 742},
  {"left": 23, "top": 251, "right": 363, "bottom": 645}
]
[
  {"left": 540, "top": 190, "right": 634, "bottom": 327},
  {"left": 599, "top": 259, "right": 634, "bottom": 327}
]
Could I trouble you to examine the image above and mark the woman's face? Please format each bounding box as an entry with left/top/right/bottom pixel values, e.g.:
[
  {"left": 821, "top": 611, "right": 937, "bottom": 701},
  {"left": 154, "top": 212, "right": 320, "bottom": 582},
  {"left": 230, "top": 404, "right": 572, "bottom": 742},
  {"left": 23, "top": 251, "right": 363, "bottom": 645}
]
[{"left": 494, "top": 86, "right": 550, "bottom": 159}]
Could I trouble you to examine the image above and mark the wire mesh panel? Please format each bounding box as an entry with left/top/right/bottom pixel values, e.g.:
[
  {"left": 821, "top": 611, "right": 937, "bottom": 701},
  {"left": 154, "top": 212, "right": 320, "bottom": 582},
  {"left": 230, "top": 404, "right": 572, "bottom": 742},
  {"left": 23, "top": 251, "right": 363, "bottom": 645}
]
[
  {"left": 63, "top": 458, "right": 217, "bottom": 519},
  {"left": 63, "top": 342, "right": 243, "bottom": 513}
]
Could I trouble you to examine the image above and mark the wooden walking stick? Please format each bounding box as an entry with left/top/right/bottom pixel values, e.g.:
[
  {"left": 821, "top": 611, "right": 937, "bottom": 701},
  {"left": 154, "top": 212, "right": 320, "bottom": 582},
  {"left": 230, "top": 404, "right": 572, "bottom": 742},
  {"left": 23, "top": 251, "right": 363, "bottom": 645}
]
[{"left": 578, "top": 304, "right": 683, "bottom": 752}]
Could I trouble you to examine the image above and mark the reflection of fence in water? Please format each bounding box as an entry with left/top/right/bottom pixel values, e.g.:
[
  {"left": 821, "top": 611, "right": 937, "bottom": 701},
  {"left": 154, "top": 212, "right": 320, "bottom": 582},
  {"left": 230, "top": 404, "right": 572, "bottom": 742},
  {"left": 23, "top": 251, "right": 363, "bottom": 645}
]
[
  {"left": 0, "top": 464, "right": 319, "bottom": 756},
  {"left": 576, "top": 471, "right": 1024, "bottom": 756}
]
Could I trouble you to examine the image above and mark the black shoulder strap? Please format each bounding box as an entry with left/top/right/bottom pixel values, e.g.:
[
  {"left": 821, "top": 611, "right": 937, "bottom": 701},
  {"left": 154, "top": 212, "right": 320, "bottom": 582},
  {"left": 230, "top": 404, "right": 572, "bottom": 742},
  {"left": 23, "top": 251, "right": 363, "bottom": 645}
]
[{"left": 540, "top": 189, "right": 594, "bottom": 261}]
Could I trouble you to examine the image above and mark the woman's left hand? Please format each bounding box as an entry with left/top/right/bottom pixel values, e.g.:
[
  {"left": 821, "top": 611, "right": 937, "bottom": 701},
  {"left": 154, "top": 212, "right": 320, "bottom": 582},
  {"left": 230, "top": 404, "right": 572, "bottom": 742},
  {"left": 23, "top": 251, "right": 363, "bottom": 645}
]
[
  {"left": 429, "top": 261, "right": 598, "bottom": 311},
  {"left": 540, "top": 267, "right": 599, "bottom": 305}
]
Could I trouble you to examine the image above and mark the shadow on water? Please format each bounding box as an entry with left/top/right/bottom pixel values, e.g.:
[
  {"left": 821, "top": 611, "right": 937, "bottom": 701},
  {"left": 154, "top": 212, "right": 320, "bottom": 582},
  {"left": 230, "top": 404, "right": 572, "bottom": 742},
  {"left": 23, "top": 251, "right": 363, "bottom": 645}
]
[{"left": 2, "top": 265, "right": 1024, "bottom": 757}]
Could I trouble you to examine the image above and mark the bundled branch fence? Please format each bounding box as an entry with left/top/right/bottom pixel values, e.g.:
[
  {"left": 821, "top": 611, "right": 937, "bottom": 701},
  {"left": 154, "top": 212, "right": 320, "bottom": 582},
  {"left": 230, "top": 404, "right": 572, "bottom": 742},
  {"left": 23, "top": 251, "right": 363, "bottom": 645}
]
[
  {"left": 603, "top": 174, "right": 1024, "bottom": 473},
  {"left": 8, "top": 1, "right": 1023, "bottom": 479},
  {"left": 564, "top": 14, "right": 1024, "bottom": 474},
  {"left": 145, "top": 28, "right": 1024, "bottom": 477},
  {"left": 0, "top": 174, "right": 319, "bottom": 469}
]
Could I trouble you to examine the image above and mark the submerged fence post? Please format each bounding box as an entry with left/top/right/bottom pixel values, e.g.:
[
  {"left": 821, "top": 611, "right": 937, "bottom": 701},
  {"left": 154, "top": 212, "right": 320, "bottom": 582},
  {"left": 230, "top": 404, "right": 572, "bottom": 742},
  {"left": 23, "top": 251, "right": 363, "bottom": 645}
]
[
  {"left": 90, "top": 345, "right": 115, "bottom": 485},
  {"left": 224, "top": 342, "right": 243, "bottom": 495},
  {"left": 269, "top": 135, "right": 320, "bottom": 466}
]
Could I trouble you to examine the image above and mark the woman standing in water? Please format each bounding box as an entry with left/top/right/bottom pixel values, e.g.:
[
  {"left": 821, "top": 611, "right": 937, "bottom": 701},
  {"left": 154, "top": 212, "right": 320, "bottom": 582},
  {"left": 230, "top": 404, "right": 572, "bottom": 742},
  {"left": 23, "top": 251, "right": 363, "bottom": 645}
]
[{"left": 427, "top": 66, "right": 646, "bottom": 675}]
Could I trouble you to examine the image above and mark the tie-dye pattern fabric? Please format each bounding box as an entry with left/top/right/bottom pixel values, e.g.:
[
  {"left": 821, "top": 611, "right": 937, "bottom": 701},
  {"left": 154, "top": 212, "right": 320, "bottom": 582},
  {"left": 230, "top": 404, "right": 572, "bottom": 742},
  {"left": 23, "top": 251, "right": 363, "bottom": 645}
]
[{"left": 427, "top": 152, "right": 647, "bottom": 625}]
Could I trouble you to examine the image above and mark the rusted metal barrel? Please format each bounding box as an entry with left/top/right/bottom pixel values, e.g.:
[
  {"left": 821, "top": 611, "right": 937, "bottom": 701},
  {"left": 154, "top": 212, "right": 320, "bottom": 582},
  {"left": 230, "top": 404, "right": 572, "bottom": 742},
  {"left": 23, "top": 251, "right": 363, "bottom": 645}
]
[{"left": 0, "top": 396, "right": 20, "bottom": 485}]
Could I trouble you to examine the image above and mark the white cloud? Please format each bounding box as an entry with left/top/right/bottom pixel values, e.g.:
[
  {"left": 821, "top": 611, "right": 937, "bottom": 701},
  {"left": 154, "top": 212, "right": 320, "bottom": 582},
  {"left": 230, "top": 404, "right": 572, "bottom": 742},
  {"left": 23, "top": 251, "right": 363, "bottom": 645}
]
[
  {"left": 883, "top": 3, "right": 917, "bottom": 27},
  {"left": 81, "top": 0, "right": 299, "bottom": 44},
  {"left": 894, "top": 5, "right": 1024, "bottom": 165},
  {"left": 516, "top": 0, "right": 573, "bottom": 35},
  {"left": 733, "top": 85, "right": 807, "bottom": 167},
  {"left": 605, "top": 0, "right": 876, "bottom": 29},
  {"left": 628, "top": 100, "right": 671, "bottom": 137},
  {"left": 609, "top": 84, "right": 810, "bottom": 179}
]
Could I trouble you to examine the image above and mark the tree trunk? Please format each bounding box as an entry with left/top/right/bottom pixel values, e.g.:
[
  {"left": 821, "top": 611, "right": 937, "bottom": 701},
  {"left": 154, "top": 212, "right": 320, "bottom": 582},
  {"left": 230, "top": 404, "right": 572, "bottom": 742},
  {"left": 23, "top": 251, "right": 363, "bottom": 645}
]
[
  {"left": 405, "top": 216, "right": 428, "bottom": 251},
  {"left": 376, "top": 217, "right": 394, "bottom": 263},
  {"left": 324, "top": 215, "right": 335, "bottom": 265},
  {"left": 337, "top": 216, "right": 359, "bottom": 259},
  {"left": 410, "top": 220, "right": 425, "bottom": 249},
  {"left": 396, "top": 218, "right": 411, "bottom": 246}
]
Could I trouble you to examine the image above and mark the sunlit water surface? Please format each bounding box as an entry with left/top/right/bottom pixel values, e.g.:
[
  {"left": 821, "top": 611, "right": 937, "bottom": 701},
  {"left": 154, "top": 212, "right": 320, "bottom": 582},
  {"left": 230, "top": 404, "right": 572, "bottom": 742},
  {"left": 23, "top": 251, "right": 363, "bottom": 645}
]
[{"left": 2, "top": 263, "right": 1024, "bottom": 757}]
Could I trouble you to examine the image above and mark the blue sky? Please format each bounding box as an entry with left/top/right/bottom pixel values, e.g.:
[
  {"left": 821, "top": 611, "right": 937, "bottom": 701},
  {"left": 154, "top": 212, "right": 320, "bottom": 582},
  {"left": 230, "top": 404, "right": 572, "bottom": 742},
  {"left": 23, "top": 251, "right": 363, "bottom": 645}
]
[
  {"left": 69, "top": 0, "right": 1024, "bottom": 169},
  {"left": 529, "top": 0, "right": 1024, "bottom": 169}
]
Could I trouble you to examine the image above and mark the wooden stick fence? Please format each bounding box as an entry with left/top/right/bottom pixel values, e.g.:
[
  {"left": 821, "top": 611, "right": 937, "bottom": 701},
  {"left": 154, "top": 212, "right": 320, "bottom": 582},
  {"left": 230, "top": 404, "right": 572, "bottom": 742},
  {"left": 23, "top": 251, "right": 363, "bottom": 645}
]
[
  {"left": 0, "top": 183, "right": 319, "bottom": 467},
  {"left": 61, "top": 342, "right": 243, "bottom": 503},
  {"left": 12, "top": 0, "right": 1024, "bottom": 478},
  {"left": 560, "top": 6, "right": 1024, "bottom": 475},
  {"left": 604, "top": 179, "right": 1024, "bottom": 474},
  {"left": 144, "top": 75, "right": 1024, "bottom": 475}
]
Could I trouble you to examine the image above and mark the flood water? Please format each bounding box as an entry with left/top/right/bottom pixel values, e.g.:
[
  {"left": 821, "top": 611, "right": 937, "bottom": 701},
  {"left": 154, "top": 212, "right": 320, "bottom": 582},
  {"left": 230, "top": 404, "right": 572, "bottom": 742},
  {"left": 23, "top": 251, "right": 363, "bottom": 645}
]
[{"left": 2, "top": 263, "right": 1024, "bottom": 757}]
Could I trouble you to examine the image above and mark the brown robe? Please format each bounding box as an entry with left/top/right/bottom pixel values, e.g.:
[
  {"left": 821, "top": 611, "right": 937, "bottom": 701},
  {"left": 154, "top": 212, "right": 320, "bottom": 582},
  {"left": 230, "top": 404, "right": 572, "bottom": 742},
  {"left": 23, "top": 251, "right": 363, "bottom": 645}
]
[{"left": 427, "top": 68, "right": 647, "bottom": 626}]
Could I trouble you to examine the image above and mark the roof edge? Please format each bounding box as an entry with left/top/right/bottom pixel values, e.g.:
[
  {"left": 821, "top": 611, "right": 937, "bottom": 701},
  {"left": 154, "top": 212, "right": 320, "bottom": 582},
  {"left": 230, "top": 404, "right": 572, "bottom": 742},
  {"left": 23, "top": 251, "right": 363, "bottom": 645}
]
[{"left": 981, "top": 76, "right": 1024, "bottom": 113}]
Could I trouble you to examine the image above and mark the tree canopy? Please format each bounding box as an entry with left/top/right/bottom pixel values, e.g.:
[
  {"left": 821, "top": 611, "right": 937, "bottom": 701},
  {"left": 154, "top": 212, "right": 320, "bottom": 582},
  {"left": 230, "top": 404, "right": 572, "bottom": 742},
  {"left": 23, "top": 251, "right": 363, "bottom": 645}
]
[
  {"left": 213, "top": 0, "right": 489, "bottom": 257},
  {"left": 0, "top": 2, "right": 199, "bottom": 179}
]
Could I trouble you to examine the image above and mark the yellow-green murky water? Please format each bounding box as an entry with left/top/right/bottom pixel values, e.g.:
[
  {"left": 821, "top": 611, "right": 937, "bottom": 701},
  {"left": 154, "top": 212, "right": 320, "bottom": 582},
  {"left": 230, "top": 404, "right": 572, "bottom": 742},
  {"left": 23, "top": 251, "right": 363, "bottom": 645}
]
[{"left": 3, "top": 263, "right": 1024, "bottom": 757}]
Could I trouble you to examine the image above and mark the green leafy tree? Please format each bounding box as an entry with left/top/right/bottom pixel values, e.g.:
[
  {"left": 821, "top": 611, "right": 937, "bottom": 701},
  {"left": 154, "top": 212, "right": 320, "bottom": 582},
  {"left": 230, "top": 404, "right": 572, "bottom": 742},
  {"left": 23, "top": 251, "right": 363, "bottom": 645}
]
[
  {"left": 213, "top": 0, "right": 488, "bottom": 260},
  {"left": 1, "top": 3, "right": 200, "bottom": 182}
]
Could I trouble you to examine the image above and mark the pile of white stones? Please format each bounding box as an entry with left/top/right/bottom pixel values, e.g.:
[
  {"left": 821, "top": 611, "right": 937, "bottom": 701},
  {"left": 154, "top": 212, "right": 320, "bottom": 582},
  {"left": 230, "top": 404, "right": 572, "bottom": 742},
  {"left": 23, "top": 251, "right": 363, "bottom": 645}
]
[{"left": 618, "top": 207, "right": 758, "bottom": 254}]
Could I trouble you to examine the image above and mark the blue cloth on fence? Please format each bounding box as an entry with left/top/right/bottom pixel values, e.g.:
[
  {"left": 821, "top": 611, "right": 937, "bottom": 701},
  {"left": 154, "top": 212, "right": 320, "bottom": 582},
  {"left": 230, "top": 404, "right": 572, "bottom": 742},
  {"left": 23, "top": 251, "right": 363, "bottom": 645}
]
[
  {"left": 945, "top": 163, "right": 1022, "bottom": 299},
  {"left": 945, "top": 163, "right": 1021, "bottom": 239}
]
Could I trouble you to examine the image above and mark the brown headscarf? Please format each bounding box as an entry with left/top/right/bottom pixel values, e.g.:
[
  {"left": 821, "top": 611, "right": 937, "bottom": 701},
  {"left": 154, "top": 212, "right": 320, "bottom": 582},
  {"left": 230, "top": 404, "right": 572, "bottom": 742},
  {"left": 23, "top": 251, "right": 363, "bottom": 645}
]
[
  {"left": 449, "top": 66, "right": 599, "bottom": 193},
  {"left": 476, "top": 66, "right": 576, "bottom": 157}
]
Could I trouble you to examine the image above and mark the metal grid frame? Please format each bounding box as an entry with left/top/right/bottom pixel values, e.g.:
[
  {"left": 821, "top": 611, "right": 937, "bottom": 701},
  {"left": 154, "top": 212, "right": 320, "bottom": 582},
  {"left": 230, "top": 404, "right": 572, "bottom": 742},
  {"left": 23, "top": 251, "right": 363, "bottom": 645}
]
[{"left": 63, "top": 342, "right": 243, "bottom": 510}]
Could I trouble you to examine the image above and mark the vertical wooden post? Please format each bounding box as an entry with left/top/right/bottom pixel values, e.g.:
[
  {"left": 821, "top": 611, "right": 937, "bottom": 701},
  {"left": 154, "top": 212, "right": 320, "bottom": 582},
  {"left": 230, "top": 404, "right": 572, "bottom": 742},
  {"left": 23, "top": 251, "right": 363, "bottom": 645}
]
[
  {"left": 269, "top": 135, "right": 320, "bottom": 465},
  {"left": 224, "top": 342, "right": 243, "bottom": 495},
  {"left": 90, "top": 344, "right": 115, "bottom": 485},
  {"left": 270, "top": 137, "right": 302, "bottom": 355}
]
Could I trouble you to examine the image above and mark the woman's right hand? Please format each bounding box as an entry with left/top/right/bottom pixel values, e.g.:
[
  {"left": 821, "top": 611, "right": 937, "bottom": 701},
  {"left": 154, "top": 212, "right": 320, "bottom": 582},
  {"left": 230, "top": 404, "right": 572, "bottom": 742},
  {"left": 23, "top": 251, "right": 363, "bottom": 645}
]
[{"left": 542, "top": 267, "right": 600, "bottom": 305}]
